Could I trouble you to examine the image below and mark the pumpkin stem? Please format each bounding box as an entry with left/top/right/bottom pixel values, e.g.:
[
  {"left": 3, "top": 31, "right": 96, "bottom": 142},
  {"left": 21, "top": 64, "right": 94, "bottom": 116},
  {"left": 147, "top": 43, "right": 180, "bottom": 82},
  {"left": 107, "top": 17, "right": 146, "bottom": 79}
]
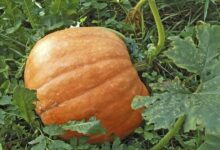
[
  {"left": 147, "top": 0, "right": 165, "bottom": 64},
  {"left": 99, "top": 27, "right": 126, "bottom": 40},
  {"left": 150, "top": 115, "right": 186, "bottom": 150}
]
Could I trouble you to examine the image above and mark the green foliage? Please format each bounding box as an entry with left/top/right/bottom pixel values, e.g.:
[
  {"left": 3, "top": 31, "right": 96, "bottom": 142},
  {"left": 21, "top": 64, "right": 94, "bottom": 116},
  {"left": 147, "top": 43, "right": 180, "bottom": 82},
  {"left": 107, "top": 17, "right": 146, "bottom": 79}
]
[
  {"left": 198, "top": 133, "right": 220, "bottom": 150},
  {"left": 133, "top": 23, "right": 220, "bottom": 149},
  {"left": 48, "top": 0, "right": 79, "bottom": 15},
  {"left": 13, "top": 86, "right": 36, "bottom": 125},
  {"left": 22, "top": 0, "right": 40, "bottom": 28},
  {"left": 0, "top": 109, "right": 5, "bottom": 124},
  {"left": 62, "top": 117, "right": 107, "bottom": 134},
  {"left": 29, "top": 135, "right": 47, "bottom": 150},
  {"left": 43, "top": 117, "right": 106, "bottom": 137}
]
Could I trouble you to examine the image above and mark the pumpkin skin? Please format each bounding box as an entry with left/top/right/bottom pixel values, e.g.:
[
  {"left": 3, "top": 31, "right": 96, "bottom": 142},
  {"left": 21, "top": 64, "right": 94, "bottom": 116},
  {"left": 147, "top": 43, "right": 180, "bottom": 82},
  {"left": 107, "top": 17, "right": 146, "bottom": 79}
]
[{"left": 24, "top": 27, "right": 148, "bottom": 143}]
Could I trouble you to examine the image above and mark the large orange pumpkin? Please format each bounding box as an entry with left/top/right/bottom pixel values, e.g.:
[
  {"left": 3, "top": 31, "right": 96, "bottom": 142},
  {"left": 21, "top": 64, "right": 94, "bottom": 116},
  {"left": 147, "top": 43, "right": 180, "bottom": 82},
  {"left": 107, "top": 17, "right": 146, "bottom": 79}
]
[{"left": 24, "top": 27, "right": 148, "bottom": 143}]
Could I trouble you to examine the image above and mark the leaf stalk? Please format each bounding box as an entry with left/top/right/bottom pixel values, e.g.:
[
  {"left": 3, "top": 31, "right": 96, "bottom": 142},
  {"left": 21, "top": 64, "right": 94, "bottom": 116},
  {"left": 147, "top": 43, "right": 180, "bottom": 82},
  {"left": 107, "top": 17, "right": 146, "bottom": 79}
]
[
  {"left": 134, "top": 0, "right": 146, "bottom": 12},
  {"left": 150, "top": 115, "right": 186, "bottom": 150},
  {"left": 147, "top": 0, "right": 165, "bottom": 65},
  {"left": 148, "top": 0, "right": 165, "bottom": 53}
]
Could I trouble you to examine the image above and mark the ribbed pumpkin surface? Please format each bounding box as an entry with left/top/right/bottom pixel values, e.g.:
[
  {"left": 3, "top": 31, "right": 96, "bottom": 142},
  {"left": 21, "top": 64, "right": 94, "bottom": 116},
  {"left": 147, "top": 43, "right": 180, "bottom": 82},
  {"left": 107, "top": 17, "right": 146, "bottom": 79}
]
[{"left": 24, "top": 27, "right": 148, "bottom": 143}]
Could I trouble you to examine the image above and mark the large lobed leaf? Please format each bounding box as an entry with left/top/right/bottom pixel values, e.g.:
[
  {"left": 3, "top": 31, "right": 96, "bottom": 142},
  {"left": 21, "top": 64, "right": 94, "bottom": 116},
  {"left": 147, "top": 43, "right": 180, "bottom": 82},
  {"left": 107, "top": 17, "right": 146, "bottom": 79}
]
[
  {"left": 43, "top": 117, "right": 106, "bottom": 137},
  {"left": 133, "top": 24, "right": 220, "bottom": 149}
]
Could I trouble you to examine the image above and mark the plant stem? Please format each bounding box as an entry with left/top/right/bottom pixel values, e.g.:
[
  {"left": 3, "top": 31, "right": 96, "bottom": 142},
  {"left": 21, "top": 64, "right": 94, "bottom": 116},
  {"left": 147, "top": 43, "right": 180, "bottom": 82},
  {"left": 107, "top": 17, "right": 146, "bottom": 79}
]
[
  {"left": 100, "top": 27, "right": 126, "bottom": 40},
  {"left": 134, "top": 0, "right": 146, "bottom": 12},
  {"left": 148, "top": 0, "right": 165, "bottom": 55},
  {"left": 150, "top": 115, "right": 185, "bottom": 150}
]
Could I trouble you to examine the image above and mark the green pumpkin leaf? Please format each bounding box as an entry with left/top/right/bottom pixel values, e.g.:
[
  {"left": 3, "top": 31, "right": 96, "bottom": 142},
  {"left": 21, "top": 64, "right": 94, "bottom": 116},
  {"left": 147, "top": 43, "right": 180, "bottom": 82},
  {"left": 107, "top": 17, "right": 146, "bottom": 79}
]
[
  {"left": 133, "top": 24, "right": 220, "bottom": 149},
  {"left": 62, "top": 117, "right": 106, "bottom": 134},
  {"left": 198, "top": 133, "right": 220, "bottom": 150},
  {"left": 165, "top": 24, "right": 220, "bottom": 77},
  {"left": 48, "top": 140, "right": 72, "bottom": 150},
  {"left": 43, "top": 125, "right": 65, "bottom": 136},
  {"left": 44, "top": 117, "right": 106, "bottom": 137}
]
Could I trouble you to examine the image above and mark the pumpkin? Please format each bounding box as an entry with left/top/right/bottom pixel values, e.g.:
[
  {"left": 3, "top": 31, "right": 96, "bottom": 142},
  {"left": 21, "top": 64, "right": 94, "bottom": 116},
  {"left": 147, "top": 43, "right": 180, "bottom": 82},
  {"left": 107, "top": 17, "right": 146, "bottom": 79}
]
[{"left": 24, "top": 27, "right": 148, "bottom": 143}]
